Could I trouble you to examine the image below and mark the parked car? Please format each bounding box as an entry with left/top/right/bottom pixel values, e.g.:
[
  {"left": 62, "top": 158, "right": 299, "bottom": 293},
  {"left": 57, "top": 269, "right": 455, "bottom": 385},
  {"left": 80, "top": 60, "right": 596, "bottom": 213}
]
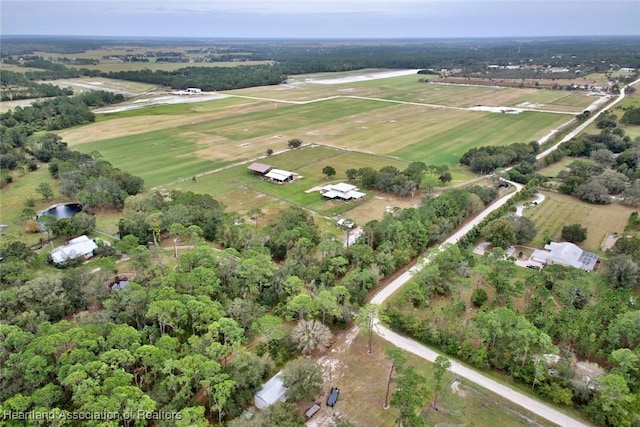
[{"left": 326, "top": 387, "right": 340, "bottom": 407}]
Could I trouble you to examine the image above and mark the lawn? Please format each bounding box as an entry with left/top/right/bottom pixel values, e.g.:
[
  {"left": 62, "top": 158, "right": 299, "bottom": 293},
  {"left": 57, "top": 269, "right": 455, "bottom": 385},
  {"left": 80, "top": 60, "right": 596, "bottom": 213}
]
[
  {"left": 524, "top": 191, "right": 637, "bottom": 253},
  {"left": 73, "top": 128, "right": 228, "bottom": 188},
  {"left": 0, "top": 168, "right": 64, "bottom": 246}
]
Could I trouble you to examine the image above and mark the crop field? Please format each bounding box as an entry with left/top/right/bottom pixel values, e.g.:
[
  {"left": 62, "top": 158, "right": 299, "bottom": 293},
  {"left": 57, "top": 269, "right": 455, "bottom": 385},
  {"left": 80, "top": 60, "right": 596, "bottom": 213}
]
[
  {"left": 524, "top": 191, "right": 636, "bottom": 253},
  {"left": 73, "top": 128, "right": 228, "bottom": 188}
]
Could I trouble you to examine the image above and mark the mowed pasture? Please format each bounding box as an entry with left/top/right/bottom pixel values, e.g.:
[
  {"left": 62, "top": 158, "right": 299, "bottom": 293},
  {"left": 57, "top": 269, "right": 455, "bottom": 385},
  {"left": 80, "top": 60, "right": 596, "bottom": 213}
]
[
  {"left": 69, "top": 93, "right": 570, "bottom": 188},
  {"left": 392, "top": 110, "right": 567, "bottom": 165},
  {"left": 524, "top": 191, "right": 636, "bottom": 253},
  {"left": 226, "top": 73, "right": 596, "bottom": 112}
]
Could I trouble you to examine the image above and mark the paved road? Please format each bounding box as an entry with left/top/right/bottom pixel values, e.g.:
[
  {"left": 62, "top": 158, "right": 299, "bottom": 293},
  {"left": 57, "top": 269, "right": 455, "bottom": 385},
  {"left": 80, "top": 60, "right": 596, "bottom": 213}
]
[
  {"left": 369, "top": 178, "right": 595, "bottom": 426},
  {"left": 537, "top": 78, "right": 640, "bottom": 160}
]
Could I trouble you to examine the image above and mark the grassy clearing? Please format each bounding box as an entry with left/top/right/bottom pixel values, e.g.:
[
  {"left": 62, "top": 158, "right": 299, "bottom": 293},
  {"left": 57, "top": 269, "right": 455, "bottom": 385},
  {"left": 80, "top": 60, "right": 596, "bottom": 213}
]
[
  {"left": 74, "top": 129, "right": 227, "bottom": 188},
  {"left": 536, "top": 157, "right": 577, "bottom": 178},
  {"left": 226, "top": 74, "right": 593, "bottom": 112},
  {"left": 524, "top": 191, "right": 636, "bottom": 253},
  {"left": 48, "top": 77, "right": 159, "bottom": 94},
  {"left": 0, "top": 168, "right": 63, "bottom": 245},
  {"left": 315, "top": 332, "right": 554, "bottom": 427},
  {"left": 59, "top": 97, "right": 263, "bottom": 145},
  {"left": 161, "top": 146, "right": 411, "bottom": 218}
]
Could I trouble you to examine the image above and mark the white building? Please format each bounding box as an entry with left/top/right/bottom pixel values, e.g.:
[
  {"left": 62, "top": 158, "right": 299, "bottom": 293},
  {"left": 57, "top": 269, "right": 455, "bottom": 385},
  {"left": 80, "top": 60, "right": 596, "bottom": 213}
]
[
  {"left": 265, "top": 169, "right": 295, "bottom": 183},
  {"left": 531, "top": 242, "right": 598, "bottom": 272},
  {"left": 50, "top": 235, "right": 98, "bottom": 264},
  {"left": 254, "top": 373, "right": 287, "bottom": 410},
  {"left": 185, "top": 87, "right": 202, "bottom": 94},
  {"left": 321, "top": 183, "right": 365, "bottom": 200}
]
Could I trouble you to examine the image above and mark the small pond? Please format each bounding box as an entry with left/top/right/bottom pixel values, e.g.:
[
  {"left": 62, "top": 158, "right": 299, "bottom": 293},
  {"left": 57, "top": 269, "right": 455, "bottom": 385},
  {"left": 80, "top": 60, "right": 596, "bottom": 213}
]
[{"left": 37, "top": 203, "right": 83, "bottom": 230}]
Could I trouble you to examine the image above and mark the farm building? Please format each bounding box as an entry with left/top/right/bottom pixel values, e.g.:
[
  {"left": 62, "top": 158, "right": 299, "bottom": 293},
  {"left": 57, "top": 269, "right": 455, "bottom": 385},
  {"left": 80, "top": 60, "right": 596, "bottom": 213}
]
[
  {"left": 265, "top": 169, "right": 295, "bottom": 183},
  {"left": 254, "top": 372, "right": 287, "bottom": 410},
  {"left": 247, "top": 162, "right": 272, "bottom": 175},
  {"left": 50, "top": 235, "right": 98, "bottom": 265},
  {"left": 186, "top": 87, "right": 202, "bottom": 94},
  {"left": 531, "top": 242, "right": 598, "bottom": 272},
  {"left": 321, "top": 183, "right": 365, "bottom": 200}
]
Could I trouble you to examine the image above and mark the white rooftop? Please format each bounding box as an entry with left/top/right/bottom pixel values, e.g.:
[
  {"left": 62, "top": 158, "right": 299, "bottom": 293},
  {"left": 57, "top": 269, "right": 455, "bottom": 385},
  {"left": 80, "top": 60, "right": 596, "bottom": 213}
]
[
  {"left": 254, "top": 372, "right": 287, "bottom": 409},
  {"left": 50, "top": 235, "right": 98, "bottom": 264},
  {"left": 265, "top": 169, "right": 294, "bottom": 181},
  {"left": 321, "top": 183, "right": 365, "bottom": 200},
  {"left": 531, "top": 241, "right": 598, "bottom": 271}
]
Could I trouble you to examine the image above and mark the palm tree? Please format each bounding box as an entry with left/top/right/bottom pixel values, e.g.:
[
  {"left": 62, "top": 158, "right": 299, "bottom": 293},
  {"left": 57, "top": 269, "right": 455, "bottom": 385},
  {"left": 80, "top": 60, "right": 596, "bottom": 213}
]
[{"left": 291, "top": 319, "right": 333, "bottom": 355}]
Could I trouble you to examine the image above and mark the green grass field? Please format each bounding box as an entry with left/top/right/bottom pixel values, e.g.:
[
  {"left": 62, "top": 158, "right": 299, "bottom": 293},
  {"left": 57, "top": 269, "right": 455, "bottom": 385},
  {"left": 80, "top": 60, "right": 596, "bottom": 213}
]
[
  {"left": 68, "top": 96, "right": 569, "bottom": 189},
  {"left": 524, "top": 191, "right": 636, "bottom": 253},
  {"left": 392, "top": 111, "right": 567, "bottom": 164}
]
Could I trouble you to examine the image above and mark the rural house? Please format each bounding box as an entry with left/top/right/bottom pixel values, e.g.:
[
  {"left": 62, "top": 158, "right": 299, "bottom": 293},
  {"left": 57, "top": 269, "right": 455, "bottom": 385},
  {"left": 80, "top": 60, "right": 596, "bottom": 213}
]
[
  {"left": 254, "top": 372, "right": 287, "bottom": 409},
  {"left": 531, "top": 241, "right": 598, "bottom": 272},
  {"left": 50, "top": 235, "right": 98, "bottom": 265},
  {"left": 321, "top": 182, "right": 365, "bottom": 200}
]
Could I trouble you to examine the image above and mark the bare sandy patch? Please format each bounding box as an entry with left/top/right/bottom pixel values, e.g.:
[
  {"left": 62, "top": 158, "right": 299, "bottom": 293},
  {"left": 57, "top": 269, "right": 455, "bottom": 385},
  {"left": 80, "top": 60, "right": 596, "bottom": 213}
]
[{"left": 309, "top": 69, "right": 421, "bottom": 84}]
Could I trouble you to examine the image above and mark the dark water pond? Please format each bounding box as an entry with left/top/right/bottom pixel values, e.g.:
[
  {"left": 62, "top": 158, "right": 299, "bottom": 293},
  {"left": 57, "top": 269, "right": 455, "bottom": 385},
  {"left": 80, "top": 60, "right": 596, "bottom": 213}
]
[{"left": 37, "top": 203, "right": 83, "bottom": 230}]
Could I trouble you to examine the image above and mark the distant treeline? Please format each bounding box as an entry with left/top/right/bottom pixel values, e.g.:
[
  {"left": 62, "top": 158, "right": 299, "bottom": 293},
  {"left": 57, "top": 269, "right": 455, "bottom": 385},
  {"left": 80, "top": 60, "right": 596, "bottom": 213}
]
[
  {"left": 0, "top": 70, "right": 73, "bottom": 101},
  {"left": 106, "top": 65, "right": 288, "bottom": 91},
  {"left": 0, "top": 90, "right": 124, "bottom": 134}
]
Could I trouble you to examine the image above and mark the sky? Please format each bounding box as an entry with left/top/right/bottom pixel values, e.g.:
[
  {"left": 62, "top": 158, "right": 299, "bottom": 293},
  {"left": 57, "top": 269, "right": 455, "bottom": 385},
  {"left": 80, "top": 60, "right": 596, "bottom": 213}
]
[{"left": 1, "top": 0, "right": 639, "bottom": 39}]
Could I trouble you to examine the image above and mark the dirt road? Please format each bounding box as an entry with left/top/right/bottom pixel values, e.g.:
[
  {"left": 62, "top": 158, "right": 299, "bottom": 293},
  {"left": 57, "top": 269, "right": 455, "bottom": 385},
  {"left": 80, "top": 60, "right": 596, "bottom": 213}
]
[{"left": 369, "top": 179, "right": 593, "bottom": 427}]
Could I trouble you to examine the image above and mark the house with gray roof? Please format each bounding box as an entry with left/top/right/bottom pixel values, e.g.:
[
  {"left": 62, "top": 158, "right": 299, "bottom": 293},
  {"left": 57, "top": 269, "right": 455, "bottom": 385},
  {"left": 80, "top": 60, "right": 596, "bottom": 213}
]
[{"left": 531, "top": 241, "right": 598, "bottom": 272}]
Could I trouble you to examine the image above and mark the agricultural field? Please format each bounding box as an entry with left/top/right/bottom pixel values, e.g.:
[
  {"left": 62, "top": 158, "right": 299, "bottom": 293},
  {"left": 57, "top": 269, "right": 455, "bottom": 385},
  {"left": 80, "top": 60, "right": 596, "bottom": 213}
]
[
  {"left": 227, "top": 73, "right": 596, "bottom": 113},
  {"left": 523, "top": 191, "right": 637, "bottom": 253},
  {"left": 68, "top": 95, "right": 571, "bottom": 187}
]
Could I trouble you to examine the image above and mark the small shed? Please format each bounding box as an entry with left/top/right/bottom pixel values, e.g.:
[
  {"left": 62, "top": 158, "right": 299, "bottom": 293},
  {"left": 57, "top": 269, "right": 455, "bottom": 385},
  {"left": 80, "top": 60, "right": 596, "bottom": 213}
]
[
  {"left": 254, "top": 372, "right": 287, "bottom": 410},
  {"left": 248, "top": 162, "right": 272, "bottom": 175}
]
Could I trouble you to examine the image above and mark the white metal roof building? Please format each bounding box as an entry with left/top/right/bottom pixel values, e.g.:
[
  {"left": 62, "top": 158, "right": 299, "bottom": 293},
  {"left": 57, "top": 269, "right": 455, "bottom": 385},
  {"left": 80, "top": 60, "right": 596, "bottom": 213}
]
[
  {"left": 265, "top": 169, "right": 295, "bottom": 183},
  {"left": 321, "top": 183, "right": 365, "bottom": 200},
  {"left": 254, "top": 372, "right": 287, "bottom": 410},
  {"left": 50, "top": 235, "right": 98, "bottom": 264},
  {"left": 531, "top": 242, "right": 598, "bottom": 272}
]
